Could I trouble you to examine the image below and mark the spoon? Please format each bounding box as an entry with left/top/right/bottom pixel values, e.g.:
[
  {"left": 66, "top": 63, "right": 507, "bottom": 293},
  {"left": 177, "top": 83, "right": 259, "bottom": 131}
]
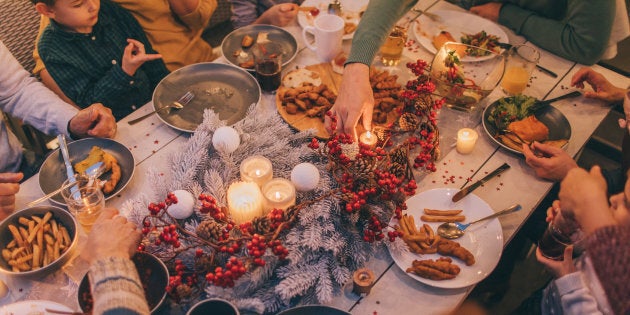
[{"left": 437, "top": 204, "right": 522, "bottom": 239}]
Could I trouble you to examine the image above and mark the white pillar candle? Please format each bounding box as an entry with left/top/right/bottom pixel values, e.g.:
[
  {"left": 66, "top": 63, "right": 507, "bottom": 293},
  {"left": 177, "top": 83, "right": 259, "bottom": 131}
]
[
  {"left": 227, "top": 181, "right": 264, "bottom": 224},
  {"left": 240, "top": 155, "right": 273, "bottom": 187},
  {"left": 359, "top": 131, "right": 378, "bottom": 147},
  {"left": 262, "top": 178, "right": 296, "bottom": 211},
  {"left": 456, "top": 128, "right": 479, "bottom": 154}
]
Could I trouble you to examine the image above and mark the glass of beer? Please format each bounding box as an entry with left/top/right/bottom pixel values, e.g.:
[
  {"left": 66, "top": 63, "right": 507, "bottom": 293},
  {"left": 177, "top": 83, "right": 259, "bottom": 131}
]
[
  {"left": 380, "top": 26, "right": 407, "bottom": 66},
  {"left": 501, "top": 44, "right": 540, "bottom": 95},
  {"left": 61, "top": 177, "right": 104, "bottom": 233},
  {"left": 252, "top": 42, "right": 283, "bottom": 93}
]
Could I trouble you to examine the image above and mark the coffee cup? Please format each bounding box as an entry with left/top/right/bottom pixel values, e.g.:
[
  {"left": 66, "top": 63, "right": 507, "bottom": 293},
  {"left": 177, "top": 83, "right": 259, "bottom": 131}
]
[{"left": 302, "top": 14, "right": 344, "bottom": 62}]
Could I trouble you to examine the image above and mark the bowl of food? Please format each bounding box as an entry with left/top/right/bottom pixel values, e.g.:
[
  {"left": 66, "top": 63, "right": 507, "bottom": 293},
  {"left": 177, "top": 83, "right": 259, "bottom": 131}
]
[
  {"left": 78, "top": 251, "right": 169, "bottom": 313},
  {"left": 0, "top": 206, "right": 78, "bottom": 278},
  {"left": 430, "top": 42, "right": 505, "bottom": 112}
]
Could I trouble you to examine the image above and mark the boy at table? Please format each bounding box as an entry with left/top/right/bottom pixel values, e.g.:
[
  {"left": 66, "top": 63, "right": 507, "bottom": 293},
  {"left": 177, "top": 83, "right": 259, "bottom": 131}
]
[
  {"left": 32, "top": 0, "right": 169, "bottom": 120},
  {"left": 230, "top": 0, "right": 301, "bottom": 28}
]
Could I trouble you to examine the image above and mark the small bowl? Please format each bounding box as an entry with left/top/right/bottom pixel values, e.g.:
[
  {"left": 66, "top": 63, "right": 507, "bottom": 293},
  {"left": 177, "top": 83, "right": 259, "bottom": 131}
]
[
  {"left": 0, "top": 206, "right": 78, "bottom": 278},
  {"left": 78, "top": 251, "right": 169, "bottom": 313},
  {"left": 430, "top": 42, "right": 506, "bottom": 112},
  {"left": 187, "top": 298, "right": 240, "bottom": 315}
]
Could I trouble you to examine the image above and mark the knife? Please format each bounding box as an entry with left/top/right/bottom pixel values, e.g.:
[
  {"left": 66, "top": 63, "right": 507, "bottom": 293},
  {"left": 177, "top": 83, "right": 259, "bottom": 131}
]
[
  {"left": 497, "top": 42, "right": 558, "bottom": 78},
  {"left": 452, "top": 163, "right": 510, "bottom": 202},
  {"left": 57, "top": 134, "right": 79, "bottom": 198}
]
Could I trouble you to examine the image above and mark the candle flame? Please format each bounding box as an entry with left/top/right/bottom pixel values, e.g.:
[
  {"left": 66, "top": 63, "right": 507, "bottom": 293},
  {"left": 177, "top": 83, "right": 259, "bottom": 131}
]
[
  {"left": 274, "top": 191, "right": 281, "bottom": 200},
  {"left": 365, "top": 131, "right": 372, "bottom": 139},
  {"left": 462, "top": 131, "right": 469, "bottom": 137},
  {"left": 255, "top": 169, "right": 261, "bottom": 176}
]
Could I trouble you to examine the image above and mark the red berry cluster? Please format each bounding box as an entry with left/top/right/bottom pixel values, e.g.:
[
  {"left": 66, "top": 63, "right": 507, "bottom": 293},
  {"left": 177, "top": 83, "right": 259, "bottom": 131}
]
[
  {"left": 157, "top": 224, "right": 181, "bottom": 248},
  {"left": 246, "top": 234, "right": 267, "bottom": 266},
  {"left": 267, "top": 208, "right": 286, "bottom": 230},
  {"left": 363, "top": 215, "right": 386, "bottom": 242},
  {"left": 166, "top": 259, "right": 196, "bottom": 296},
  {"left": 269, "top": 240, "right": 288, "bottom": 260},
  {"left": 402, "top": 179, "right": 417, "bottom": 196},
  {"left": 387, "top": 230, "right": 403, "bottom": 242},
  {"left": 307, "top": 138, "right": 320, "bottom": 149},
  {"left": 219, "top": 242, "right": 241, "bottom": 255},
  {"left": 205, "top": 257, "right": 246, "bottom": 288},
  {"left": 406, "top": 60, "right": 428, "bottom": 76},
  {"left": 198, "top": 193, "right": 225, "bottom": 220}
]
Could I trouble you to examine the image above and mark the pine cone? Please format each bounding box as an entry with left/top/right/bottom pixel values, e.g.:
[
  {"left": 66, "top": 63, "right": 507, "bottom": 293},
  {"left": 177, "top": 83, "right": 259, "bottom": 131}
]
[
  {"left": 251, "top": 216, "right": 272, "bottom": 234},
  {"left": 372, "top": 126, "right": 390, "bottom": 142},
  {"left": 389, "top": 163, "right": 406, "bottom": 179},
  {"left": 389, "top": 144, "right": 409, "bottom": 166},
  {"left": 194, "top": 255, "right": 213, "bottom": 272},
  {"left": 176, "top": 284, "right": 193, "bottom": 299},
  {"left": 414, "top": 94, "right": 433, "bottom": 112},
  {"left": 196, "top": 219, "right": 223, "bottom": 242},
  {"left": 353, "top": 157, "right": 376, "bottom": 178},
  {"left": 399, "top": 113, "right": 420, "bottom": 131}
]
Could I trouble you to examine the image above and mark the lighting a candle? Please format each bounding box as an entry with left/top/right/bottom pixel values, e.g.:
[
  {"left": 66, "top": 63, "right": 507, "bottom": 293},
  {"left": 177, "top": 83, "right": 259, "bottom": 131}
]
[
  {"left": 456, "top": 128, "right": 479, "bottom": 154},
  {"left": 227, "top": 181, "right": 264, "bottom": 224},
  {"left": 240, "top": 155, "right": 273, "bottom": 187},
  {"left": 262, "top": 178, "right": 296, "bottom": 211},
  {"left": 359, "top": 131, "right": 378, "bottom": 147}
]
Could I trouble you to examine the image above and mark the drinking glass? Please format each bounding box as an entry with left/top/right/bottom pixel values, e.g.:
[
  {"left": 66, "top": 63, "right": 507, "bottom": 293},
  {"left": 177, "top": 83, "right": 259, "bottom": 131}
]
[
  {"left": 61, "top": 177, "right": 104, "bottom": 233},
  {"left": 538, "top": 211, "right": 581, "bottom": 260},
  {"left": 252, "top": 42, "right": 283, "bottom": 93},
  {"left": 380, "top": 26, "right": 407, "bottom": 66},
  {"left": 501, "top": 45, "right": 540, "bottom": 95}
]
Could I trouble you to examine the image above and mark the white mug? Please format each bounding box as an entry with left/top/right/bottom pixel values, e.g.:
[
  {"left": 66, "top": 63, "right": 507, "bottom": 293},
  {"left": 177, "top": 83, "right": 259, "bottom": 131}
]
[{"left": 302, "top": 14, "right": 344, "bottom": 62}]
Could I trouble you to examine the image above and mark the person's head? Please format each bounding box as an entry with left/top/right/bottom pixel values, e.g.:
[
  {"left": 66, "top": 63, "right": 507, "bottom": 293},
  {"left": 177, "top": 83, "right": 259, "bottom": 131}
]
[{"left": 33, "top": 0, "right": 100, "bottom": 34}]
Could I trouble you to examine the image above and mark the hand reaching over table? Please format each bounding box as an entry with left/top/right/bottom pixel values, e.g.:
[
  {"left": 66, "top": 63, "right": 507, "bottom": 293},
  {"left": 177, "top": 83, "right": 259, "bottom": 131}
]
[
  {"left": 469, "top": 2, "right": 502, "bottom": 22},
  {"left": 68, "top": 103, "right": 117, "bottom": 139},
  {"left": 81, "top": 208, "right": 141, "bottom": 264},
  {"left": 571, "top": 67, "right": 626, "bottom": 103},
  {"left": 0, "top": 172, "right": 23, "bottom": 220},
  {"left": 522, "top": 141, "right": 578, "bottom": 181}
]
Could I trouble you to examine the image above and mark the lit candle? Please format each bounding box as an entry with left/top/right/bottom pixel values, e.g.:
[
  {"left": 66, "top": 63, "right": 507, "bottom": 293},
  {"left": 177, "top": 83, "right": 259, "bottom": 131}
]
[
  {"left": 227, "top": 181, "right": 264, "bottom": 224},
  {"left": 456, "top": 128, "right": 479, "bottom": 154},
  {"left": 359, "top": 131, "right": 378, "bottom": 147},
  {"left": 240, "top": 155, "right": 273, "bottom": 187},
  {"left": 262, "top": 178, "right": 296, "bottom": 211}
]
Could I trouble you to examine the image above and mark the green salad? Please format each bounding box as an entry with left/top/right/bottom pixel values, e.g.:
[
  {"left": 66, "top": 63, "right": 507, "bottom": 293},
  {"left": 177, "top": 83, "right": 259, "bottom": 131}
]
[
  {"left": 487, "top": 95, "right": 538, "bottom": 130},
  {"left": 461, "top": 31, "right": 501, "bottom": 57}
]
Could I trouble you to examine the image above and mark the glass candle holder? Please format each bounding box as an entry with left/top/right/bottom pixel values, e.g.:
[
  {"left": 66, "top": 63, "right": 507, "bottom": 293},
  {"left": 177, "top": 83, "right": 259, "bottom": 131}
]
[
  {"left": 456, "top": 128, "right": 478, "bottom": 154},
  {"left": 359, "top": 131, "right": 378, "bottom": 148},
  {"left": 240, "top": 155, "right": 273, "bottom": 187},
  {"left": 227, "top": 181, "right": 264, "bottom": 224},
  {"left": 262, "top": 178, "right": 296, "bottom": 212}
]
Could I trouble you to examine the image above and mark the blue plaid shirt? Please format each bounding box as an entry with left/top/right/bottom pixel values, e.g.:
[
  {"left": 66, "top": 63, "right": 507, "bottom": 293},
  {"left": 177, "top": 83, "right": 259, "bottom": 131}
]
[{"left": 38, "top": 0, "right": 169, "bottom": 120}]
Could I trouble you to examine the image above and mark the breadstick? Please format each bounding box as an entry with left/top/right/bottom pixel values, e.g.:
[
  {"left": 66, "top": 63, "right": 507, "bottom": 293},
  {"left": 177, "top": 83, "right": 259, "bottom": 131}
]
[
  {"left": 421, "top": 215, "right": 466, "bottom": 222},
  {"left": 423, "top": 209, "right": 463, "bottom": 216}
]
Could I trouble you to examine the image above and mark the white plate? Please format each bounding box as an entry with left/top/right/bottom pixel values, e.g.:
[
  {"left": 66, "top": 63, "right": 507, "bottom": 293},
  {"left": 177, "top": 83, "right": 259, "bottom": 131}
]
[
  {"left": 1, "top": 300, "right": 74, "bottom": 314},
  {"left": 412, "top": 10, "right": 509, "bottom": 62},
  {"left": 388, "top": 188, "right": 503, "bottom": 289},
  {"left": 297, "top": 0, "right": 368, "bottom": 40}
]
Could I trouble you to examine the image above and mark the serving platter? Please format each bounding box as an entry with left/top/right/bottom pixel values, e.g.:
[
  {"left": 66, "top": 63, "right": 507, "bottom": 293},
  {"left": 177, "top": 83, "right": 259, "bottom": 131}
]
[
  {"left": 38, "top": 138, "right": 134, "bottom": 206},
  {"left": 152, "top": 62, "right": 261, "bottom": 132},
  {"left": 298, "top": 0, "right": 368, "bottom": 40},
  {"left": 388, "top": 188, "right": 503, "bottom": 289},
  {"left": 0, "top": 300, "right": 74, "bottom": 314},
  {"left": 221, "top": 24, "right": 298, "bottom": 71}
]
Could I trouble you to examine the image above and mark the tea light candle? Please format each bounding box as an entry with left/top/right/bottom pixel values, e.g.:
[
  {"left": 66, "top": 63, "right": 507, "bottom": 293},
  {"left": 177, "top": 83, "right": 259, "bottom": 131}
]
[
  {"left": 240, "top": 155, "right": 273, "bottom": 187},
  {"left": 227, "top": 181, "right": 264, "bottom": 224},
  {"left": 262, "top": 178, "right": 296, "bottom": 211},
  {"left": 456, "top": 128, "right": 479, "bottom": 154},
  {"left": 359, "top": 131, "right": 378, "bottom": 147}
]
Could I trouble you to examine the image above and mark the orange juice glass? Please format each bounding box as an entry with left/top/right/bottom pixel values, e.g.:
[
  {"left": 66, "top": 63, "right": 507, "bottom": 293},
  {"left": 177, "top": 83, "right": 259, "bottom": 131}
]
[{"left": 501, "top": 45, "right": 540, "bottom": 95}]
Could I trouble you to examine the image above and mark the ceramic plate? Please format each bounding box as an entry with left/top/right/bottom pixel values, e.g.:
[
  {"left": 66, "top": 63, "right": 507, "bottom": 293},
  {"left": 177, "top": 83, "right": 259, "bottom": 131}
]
[
  {"left": 221, "top": 24, "right": 298, "bottom": 71},
  {"left": 0, "top": 300, "right": 74, "bottom": 314},
  {"left": 38, "top": 138, "right": 135, "bottom": 205},
  {"left": 388, "top": 188, "right": 503, "bottom": 289},
  {"left": 298, "top": 0, "right": 369, "bottom": 40},
  {"left": 277, "top": 305, "right": 350, "bottom": 315},
  {"left": 412, "top": 10, "right": 508, "bottom": 62},
  {"left": 152, "top": 62, "right": 261, "bottom": 131},
  {"left": 482, "top": 97, "right": 572, "bottom": 155}
]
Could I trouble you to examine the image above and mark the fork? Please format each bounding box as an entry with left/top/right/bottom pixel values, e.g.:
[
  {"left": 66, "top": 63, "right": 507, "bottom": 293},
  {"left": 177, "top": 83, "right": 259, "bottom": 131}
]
[
  {"left": 500, "top": 129, "right": 531, "bottom": 146},
  {"left": 454, "top": 204, "right": 521, "bottom": 231},
  {"left": 127, "top": 91, "right": 194, "bottom": 125}
]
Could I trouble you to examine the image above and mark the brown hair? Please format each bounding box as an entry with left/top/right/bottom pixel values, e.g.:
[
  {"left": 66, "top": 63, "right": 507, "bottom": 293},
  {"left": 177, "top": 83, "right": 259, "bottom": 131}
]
[{"left": 31, "top": 0, "right": 55, "bottom": 5}]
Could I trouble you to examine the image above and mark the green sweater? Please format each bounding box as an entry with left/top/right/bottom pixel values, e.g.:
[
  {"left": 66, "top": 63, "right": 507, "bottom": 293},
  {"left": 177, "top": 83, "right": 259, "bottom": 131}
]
[
  {"left": 347, "top": 0, "right": 419, "bottom": 65},
  {"left": 499, "top": 0, "right": 614, "bottom": 65}
]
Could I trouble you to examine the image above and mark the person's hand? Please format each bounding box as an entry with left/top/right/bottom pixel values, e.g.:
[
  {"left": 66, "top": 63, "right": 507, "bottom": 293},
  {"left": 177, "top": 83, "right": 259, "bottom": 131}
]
[
  {"left": 469, "top": 2, "right": 503, "bottom": 22},
  {"left": 570, "top": 67, "right": 626, "bottom": 103},
  {"left": 121, "top": 39, "right": 163, "bottom": 76},
  {"left": 257, "top": 3, "right": 298, "bottom": 27},
  {"left": 81, "top": 208, "right": 141, "bottom": 265},
  {"left": 0, "top": 173, "right": 23, "bottom": 220},
  {"left": 522, "top": 142, "right": 578, "bottom": 181},
  {"left": 545, "top": 200, "right": 562, "bottom": 223},
  {"left": 559, "top": 166, "right": 614, "bottom": 234},
  {"left": 68, "top": 103, "right": 117, "bottom": 138},
  {"left": 536, "top": 246, "right": 576, "bottom": 278},
  {"left": 324, "top": 63, "right": 373, "bottom": 140}
]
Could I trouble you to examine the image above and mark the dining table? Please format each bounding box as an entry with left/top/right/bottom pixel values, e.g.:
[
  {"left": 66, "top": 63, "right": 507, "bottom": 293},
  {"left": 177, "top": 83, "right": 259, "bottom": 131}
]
[{"left": 4, "top": 0, "right": 630, "bottom": 314}]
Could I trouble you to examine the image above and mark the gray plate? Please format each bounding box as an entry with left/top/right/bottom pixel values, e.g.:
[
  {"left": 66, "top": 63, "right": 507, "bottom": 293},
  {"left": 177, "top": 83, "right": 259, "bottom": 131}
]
[
  {"left": 221, "top": 24, "right": 298, "bottom": 70},
  {"left": 153, "top": 63, "right": 261, "bottom": 132},
  {"left": 277, "top": 305, "right": 350, "bottom": 315},
  {"left": 482, "top": 97, "right": 572, "bottom": 155},
  {"left": 38, "top": 138, "right": 135, "bottom": 205}
]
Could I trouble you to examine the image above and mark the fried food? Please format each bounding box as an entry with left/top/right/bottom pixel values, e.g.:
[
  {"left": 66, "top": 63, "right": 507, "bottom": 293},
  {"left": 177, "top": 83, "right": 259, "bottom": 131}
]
[
  {"left": 74, "top": 146, "right": 105, "bottom": 174},
  {"left": 424, "top": 209, "right": 463, "bottom": 216},
  {"left": 421, "top": 215, "right": 466, "bottom": 223},
  {"left": 397, "top": 215, "right": 440, "bottom": 254},
  {"left": 507, "top": 115, "right": 549, "bottom": 143},
  {"left": 241, "top": 35, "right": 254, "bottom": 48},
  {"left": 432, "top": 31, "right": 467, "bottom": 56},
  {"left": 344, "top": 22, "right": 357, "bottom": 35},
  {"left": 73, "top": 146, "right": 121, "bottom": 194},
  {"left": 406, "top": 257, "right": 460, "bottom": 280},
  {"left": 437, "top": 239, "right": 475, "bottom": 266}
]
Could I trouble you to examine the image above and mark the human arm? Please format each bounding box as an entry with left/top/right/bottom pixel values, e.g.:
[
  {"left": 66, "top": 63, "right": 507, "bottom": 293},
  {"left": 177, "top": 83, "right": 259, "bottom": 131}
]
[
  {"left": 522, "top": 142, "right": 578, "bottom": 181},
  {"left": 121, "top": 39, "right": 163, "bottom": 77},
  {"left": 325, "top": 0, "right": 418, "bottom": 138},
  {"left": 83, "top": 208, "right": 149, "bottom": 315},
  {"left": 255, "top": 3, "right": 298, "bottom": 27},
  {"left": 230, "top": 0, "right": 261, "bottom": 28},
  {"left": 0, "top": 173, "right": 23, "bottom": 220},
  {"left": 495, "top": 1, "right": 614, "bottom": 65},
  {"left": 169, "top": 0, "right": 217, "bottom": 30},
  {"left": 571, "top": 68, "right": 626, "bottom": 103},
  {"left": 68, "top": 104, "right": 117, "bottom": 139}
]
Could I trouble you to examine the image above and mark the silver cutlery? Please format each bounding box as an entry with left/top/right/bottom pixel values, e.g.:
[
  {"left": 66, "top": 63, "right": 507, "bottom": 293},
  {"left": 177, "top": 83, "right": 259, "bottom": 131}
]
[
  {"left": 327, "top": 0, "right": 342, "bottom": 16},
  {"left": 451, "top": 163, "right": 510, "bottom": 202},
  {"left": 411, "top": 8, "right": 442, "bottom": 23},
  {"left": 127, "top": 91, "right": 194, "bottom": 125},
  {"left": 437, "top": 204, "right": 522, "bottom": 239},
  {"left": 58, "top": 134, "right": 79, "bottom": 199}
]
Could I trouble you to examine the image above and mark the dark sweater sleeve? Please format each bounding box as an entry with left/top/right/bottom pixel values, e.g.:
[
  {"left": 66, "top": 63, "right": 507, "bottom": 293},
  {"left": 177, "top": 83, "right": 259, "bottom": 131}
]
[
  {"left": 584, "top": 225, "right": 630, "bottom": 315},
  {"left": 346, "top": 0, "right": 418, "bottom": 65}
]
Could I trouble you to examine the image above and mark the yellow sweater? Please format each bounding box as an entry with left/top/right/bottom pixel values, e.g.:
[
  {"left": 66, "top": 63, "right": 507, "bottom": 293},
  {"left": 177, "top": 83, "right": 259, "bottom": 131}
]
[{"left": 34, "top": 0, "right": 217, "bottom": 74}]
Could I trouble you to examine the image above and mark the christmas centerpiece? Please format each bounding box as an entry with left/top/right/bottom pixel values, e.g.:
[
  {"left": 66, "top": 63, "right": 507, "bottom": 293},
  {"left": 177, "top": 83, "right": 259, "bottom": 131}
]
[{"left": 124, "top": 59, "right": 443, "bottom": 314}]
